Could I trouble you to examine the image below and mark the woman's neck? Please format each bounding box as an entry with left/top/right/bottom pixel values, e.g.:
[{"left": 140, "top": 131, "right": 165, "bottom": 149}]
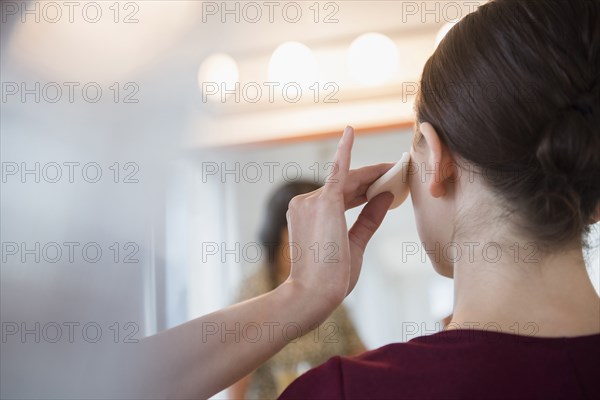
[{"left": 449, "top": 242, "right": 600, "bottom": 337}]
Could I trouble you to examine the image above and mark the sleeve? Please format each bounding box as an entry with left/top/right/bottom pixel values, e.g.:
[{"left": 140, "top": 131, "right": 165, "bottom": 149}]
[{"left": 278, "top": 356, "right": 345, "bottom": 400}]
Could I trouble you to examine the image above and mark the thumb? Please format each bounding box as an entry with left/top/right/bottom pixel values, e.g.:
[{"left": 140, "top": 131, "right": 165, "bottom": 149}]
[{"left": 347, "top": 192, "right": 394, "bottom": 293}]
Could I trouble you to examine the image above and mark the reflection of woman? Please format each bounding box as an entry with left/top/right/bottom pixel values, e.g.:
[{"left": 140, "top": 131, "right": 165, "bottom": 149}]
[
  {"left": 280, "top": 0, "right": 600, "bottom": 398},
  {"left": 230, "top": 182, "right": 365, "bottom": 399}
]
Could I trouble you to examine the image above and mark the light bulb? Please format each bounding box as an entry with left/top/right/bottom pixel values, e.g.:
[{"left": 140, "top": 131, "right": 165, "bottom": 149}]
[
  {"left": 347, "top": 33, "right": 400, "bottom": 87},
  {"left": 198, "top": 53, "right": 239, "bottom": 91},
  {"left": 268, "top": 41, "right": 318, "bottom": 86}
]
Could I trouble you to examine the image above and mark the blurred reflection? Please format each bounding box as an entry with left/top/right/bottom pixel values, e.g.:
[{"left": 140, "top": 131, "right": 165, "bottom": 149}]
[{"left": 229, "top": 181, "right": 365, "bottom": 399}]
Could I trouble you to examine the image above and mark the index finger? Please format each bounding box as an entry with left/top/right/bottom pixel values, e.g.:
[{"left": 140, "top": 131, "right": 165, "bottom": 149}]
[{"left": 325, "top": 126, "right": 354, "bottom": 193}]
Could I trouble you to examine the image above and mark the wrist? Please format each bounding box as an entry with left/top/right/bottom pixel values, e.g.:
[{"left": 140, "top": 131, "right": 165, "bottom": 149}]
[{"left": 275, "top": 279, "right": 342, "bottom": 338}]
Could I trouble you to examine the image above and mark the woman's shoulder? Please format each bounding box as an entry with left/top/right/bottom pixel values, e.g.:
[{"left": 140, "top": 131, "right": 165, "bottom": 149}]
[
  {"left": 350, "top": 328, "right": 600, "bottom": 364},
  {"left": 279, "top": 329, "right": 600, "bottom": 399},
  {"left": 278, "top": 356, "right": 345, "bottom": 399}
]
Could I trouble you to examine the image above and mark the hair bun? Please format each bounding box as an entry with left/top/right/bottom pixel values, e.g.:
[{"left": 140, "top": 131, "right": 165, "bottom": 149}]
[{"left": 534, "top": 92, "right": 600, "bottom": 235}]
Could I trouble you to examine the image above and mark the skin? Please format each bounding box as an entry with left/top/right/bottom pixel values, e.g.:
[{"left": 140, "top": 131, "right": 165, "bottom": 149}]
[
  {"left": 411, "top": 122, "right": 600, "bottom": 337},
  {"left": 114, "top": 127, "right": 394, "bottom": 399}
]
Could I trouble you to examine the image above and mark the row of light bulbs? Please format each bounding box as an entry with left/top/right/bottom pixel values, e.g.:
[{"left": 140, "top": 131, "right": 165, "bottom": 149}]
[{"left": 197, "top": 23, "right": 454, "bottom": 92}]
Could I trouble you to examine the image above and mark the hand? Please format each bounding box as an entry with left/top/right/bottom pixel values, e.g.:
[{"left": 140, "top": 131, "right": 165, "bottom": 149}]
[{"left": 285, "top": 126, "right": 395, "bottom": 313}]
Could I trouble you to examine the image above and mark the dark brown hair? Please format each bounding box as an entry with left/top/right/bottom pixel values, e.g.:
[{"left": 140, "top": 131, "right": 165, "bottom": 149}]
[{"left": 416, "top": 0, "right": 600, "bottom": 250}]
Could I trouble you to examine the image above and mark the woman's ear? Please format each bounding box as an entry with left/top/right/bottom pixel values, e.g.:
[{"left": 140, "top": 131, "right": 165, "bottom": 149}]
[{"left": 419, "top": 122, "right": 457, "bottom": 198}]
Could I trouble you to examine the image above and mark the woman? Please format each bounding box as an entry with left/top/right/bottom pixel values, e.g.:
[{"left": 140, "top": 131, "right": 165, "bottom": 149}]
[
  {"left": 113, "top": 1, "right": 598, "bottom": 398},
  {"left": 279, "top": 0, "right": 600, "bottom": 398},
  {"left": 230, "top": 182, "right": 365, "bottom": 399}
]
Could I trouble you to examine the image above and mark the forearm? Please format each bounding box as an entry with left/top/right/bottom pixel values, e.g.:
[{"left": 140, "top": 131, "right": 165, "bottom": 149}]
[{"left": 126, "top": 280, "right": 335, "bottom": 399}]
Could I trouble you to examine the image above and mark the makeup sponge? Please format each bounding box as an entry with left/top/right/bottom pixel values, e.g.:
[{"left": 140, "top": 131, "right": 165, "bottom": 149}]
[{"left": 366, "top": 152, "right": 411, "bottom": 209}]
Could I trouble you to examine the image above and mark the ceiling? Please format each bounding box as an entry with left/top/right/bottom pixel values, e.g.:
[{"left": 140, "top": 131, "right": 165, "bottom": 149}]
[{"left": 1, "top": 1, "right": 484, "bottom": 146}]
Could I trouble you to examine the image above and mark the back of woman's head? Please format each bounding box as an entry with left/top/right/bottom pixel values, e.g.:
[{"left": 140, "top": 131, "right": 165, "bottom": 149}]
[{"left": 416, "top": 0, "right": 600, "bottom": 250}]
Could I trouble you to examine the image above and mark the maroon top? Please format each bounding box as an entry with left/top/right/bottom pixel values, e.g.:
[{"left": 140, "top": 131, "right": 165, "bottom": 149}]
[{"left": 279, "top": 329, "right": 600, "bottom": 399}]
